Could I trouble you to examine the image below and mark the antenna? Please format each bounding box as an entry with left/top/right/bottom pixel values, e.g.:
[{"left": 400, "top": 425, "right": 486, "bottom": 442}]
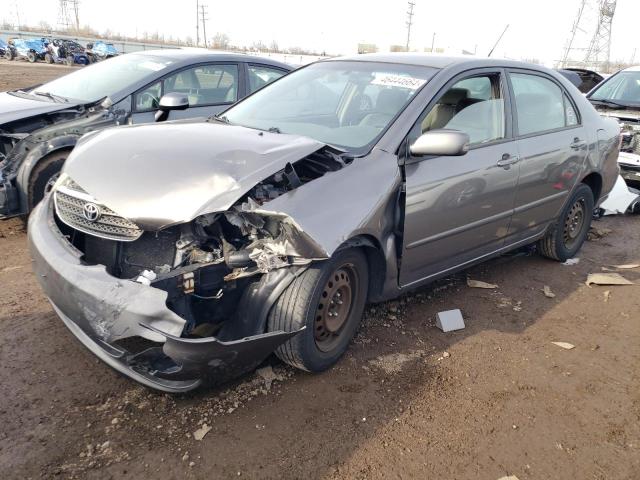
[
  {"left": 488, "top": 24, "right": 509, "bottom": 57},
  {"left": 405, "top": 1, "right": 415, "bottom": 52}
]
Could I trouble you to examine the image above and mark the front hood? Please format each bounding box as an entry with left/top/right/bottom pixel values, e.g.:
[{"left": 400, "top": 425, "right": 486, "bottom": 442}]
[
  {"left": 63, "top": 121, "right": 326, "bottom": 230},
  {"left": 0, "top": 92, "right": 79, "bottom": 125},
  {"left": 596, "top": 108, "right": 640, "bottom": 123}
]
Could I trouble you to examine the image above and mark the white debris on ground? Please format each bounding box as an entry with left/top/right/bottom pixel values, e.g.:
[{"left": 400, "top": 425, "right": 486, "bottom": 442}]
[
  {"left": 585, "top": 272, "right": 634, "bottom": 286},
  {"left": 369, "top": 351, "right": 425, "bottom": 374},
  {"left": 193, "top": 424, "right": 212, "bottom": 441},
  {"left": 467, "top": 278, "right": 498, "bottom": 289},
  {"left": 551, "top": 342, "right": 575, "bottom": 350},
  {"left": 436, "top": 309, "right": 465, "bottom": 332},
  {"left": 542, "top": 285, "right": 556, "bottom": 298},
  {"left": 562, "top": 258, "right": 580, "bottom": 266},
  {"left": 599, "top": 174, "right": 640, "bottom": 215}
]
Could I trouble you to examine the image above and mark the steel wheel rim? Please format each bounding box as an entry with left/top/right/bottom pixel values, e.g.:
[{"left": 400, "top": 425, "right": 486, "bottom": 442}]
[
  {"left": 314, "top": 264, "right": 357, "bottom": 352},
  {"left": 563, "top": 198, "right": 586, "bottom": 249}
]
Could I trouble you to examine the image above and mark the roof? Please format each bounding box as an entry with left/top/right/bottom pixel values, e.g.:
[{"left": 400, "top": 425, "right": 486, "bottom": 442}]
[
  {"left": 622, "top": 65, "right": 640, "bottom": 72},
  {"left": 128, "top": 48, "right": 291, "bottom": 70},
  {"left": 327, "top": 52, "right": 549, "bottom": 71}
]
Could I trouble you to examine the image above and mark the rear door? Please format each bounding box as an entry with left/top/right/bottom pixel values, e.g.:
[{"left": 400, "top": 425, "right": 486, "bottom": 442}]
[
  {"left": 399, "top": 69, "right": 520, "bottom": 287},
  {"left": 505, "top": 69, "right": 588, "bottom": 243}
]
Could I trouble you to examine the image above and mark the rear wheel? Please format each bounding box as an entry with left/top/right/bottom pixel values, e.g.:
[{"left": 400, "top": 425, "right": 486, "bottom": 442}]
[
  {"left": 27, "top": 51, "right": 36, "bottom": 63},
  {"left": 268, "top": 248, "right": 369, "bottom": 372},
  {"left": 45, "top": 53, "right": 53, "bottom": 64},
  {"left": 538, "top": 183, "right": 594, "bottom": 261},
  {"left": 28, "top": 151, "right": 69, "bottom": 212},
  {"left": 4, "top": 48, "right": 14, "bottom": 60}
]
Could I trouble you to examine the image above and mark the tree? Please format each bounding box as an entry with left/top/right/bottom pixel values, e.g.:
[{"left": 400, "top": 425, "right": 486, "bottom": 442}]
[
  {"left": 269, "top": 40, "right": 279, "bottom": 53},
  {"left": 212, "top": 32, "right": 230, "bottom": 50}
]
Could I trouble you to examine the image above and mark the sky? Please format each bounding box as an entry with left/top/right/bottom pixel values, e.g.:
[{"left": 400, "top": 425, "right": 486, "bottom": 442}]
[{"left": 3, "top": 0, "right": 640, "bottom": 65}]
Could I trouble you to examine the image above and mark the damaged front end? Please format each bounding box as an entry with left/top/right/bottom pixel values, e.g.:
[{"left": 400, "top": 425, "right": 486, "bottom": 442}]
[{"left": 29, "top": 143, "right": 347, "bottom": 391}]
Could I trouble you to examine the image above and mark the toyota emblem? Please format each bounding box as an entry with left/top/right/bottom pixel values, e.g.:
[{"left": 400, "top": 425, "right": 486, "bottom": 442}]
[{"left": 82, "top": 202, "right": 101, "bottom": 222}]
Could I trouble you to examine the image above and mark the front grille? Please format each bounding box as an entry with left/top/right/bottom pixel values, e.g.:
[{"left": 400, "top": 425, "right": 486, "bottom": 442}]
[{"left": 54, "top": 186, "right": 143, "bottom": 242}]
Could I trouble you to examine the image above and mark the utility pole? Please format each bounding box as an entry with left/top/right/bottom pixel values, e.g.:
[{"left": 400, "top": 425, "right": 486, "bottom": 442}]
[
  {"left": 200, "top": 4, "right": 208, "bottom": 48},
  {"left": 196, "top": 0, "right": 200, "bottom": 46},
  {"left": 431, "top": 32, "right": 436, "bottom": 52},
  {"left": 405, "top": 1, "right": 415, "bottom": 52}
]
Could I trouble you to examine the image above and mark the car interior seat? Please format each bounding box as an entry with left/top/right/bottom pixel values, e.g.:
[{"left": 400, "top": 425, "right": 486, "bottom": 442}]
[{"left": 421, "top": 88, "right": 470, "bottom": 132}]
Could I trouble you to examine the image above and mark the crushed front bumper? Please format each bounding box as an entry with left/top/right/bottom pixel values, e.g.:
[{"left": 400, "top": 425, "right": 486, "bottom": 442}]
[
  {"left": 28, "top": 198, "right": 300, "bottom": 392},
  {"left": 0, "top": 180, "right": 20, "bottom": 219}
]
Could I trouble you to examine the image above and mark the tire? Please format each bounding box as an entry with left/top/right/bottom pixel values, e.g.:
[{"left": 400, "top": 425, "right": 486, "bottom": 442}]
[
  {"left": 4, "top": 48, "right": 14, "bottom": 60},
  {"left": 268, "top": 248, "right": 369, "bottom": 372},
  {"left": 538, "top": 183, "right": 594, "bottom": 261},
  {"left": 27, "top": 51, "right": 36, "bottom": 63},
  {"left": 45, "top": 53, "right": 53, "bottom": 64},
  {"left": 27, "top": 151, "right": 69, "bottom": 211},
  {"left": 66, "top": 55, "right": 75, "bottom": 66}
]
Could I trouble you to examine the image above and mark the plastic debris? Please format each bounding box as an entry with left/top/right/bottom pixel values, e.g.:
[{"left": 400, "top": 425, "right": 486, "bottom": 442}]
[
  {"left": 135, "top": 269, "right": 157, "bottom": 286},
  {"left": 552, "top": 341, "right": 575, "bottom": 350},
  {"left": 600, "top": 174, "right": 640, "bottom": 215},
  {"left": 193, "top": 424, "right": 212, "bottom": 441},
  {"left": 436, "top": 309, "right": 465, "bottom": 332},
  {"left": 543, "top": 285, "right": 556, "bottom": 298},
  {"left": 467, "top": 279, "right": 498, "bottom": 289},
  {"left": 497, "top": 476, "right": 520, "bottom": 480},
  {"left": 586, "top": 273, "right": 634, "bottom": 287},
  {"left": 604, "top": 290, "right": 611, "bottom": 302},
  {"left": 562, "top": 258, "right": 580, "bottom": 266},
  {"left": 611, "top": 264, "right": 640, "bottom": 270}
]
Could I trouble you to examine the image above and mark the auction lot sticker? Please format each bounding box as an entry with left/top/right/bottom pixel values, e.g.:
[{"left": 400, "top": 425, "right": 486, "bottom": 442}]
[{"left": 371, "top": 73, "right": 426, "bottom": 90}]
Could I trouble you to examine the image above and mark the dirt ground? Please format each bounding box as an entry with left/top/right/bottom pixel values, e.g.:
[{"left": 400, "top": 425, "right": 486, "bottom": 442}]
[{"left": 0, "top": 61, "right": 639, "bottom": 480}]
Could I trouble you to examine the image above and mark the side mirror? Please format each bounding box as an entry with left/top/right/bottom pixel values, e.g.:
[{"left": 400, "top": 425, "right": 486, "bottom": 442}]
[
  {"left": 155, "top": 92, "right": 189, "bottom": 122},
  {"left": 409, "top": 129, "right": 470, "bottom": 157}
]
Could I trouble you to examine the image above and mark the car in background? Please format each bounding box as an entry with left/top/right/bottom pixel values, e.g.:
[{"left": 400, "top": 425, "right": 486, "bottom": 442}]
[
  {"left": 28, "top": 54, "right": 620, "bottom": 391},
  {"left": 85, "top": 40, "right": 119, "bottom": 62},
  {"left": 5, "top": 37, "right": 48, "bottom": 63},
  {"left": 45, "top": 38, "right": 91, "bottom": 66},
  {"left": 0, "top": 38, "right": 10, "bottom": 58},
  {"left": 586, "top": 65, "right": 640, "bottom": 186},
  {"left": 557, "top": 67, "right": 604, "bottom": 94},
  {"left": 0, "top": 49, "right": 291, "bottom": 220}
]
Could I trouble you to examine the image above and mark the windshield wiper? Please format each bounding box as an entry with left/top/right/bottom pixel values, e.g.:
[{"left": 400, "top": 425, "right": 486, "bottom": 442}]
[
  {"left": 268, "top": 127, "right": 281, "bottom": 134},
  {"left": 589, "top": 98, "right": 629, "bottom": 109},
  {"left": 211, "top": 114, "right": 230, "bottom": 123},
  {"left": 32, "top": 91, "right": 69, "bottom": 103}
]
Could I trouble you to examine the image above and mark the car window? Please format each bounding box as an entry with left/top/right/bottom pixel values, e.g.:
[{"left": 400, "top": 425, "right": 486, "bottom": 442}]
[
  {"left": 420, "top": 74, "right": 505, "bottom": 145},
  {"left": 134, "top": 81, "right": 161, "bottom": 111},
  {"left": 248, "top": 65, "right": 286, "bottom": 94},
  {"left": 164, "top": 64, "right": 238, "bottom": 106},
  {"left": 510, "top": 73, "right": 569, "bottom": 136},
  {"left": 564, "top": 94, "right": 579, "bottom": 126}
]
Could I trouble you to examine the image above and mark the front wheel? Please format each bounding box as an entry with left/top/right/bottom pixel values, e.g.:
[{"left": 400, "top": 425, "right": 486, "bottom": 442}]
[
  {"left": 28, "top": 151, "right": 68, "bottom": 212},
  {"left": 538, "top": 184, "right": 594, "bottom": 261},
  {"left": 27, "top": 51, "right": 36, "bottom": 63},
  {"left": 268, "top": 248, "right": 369, "bottom": 372}
]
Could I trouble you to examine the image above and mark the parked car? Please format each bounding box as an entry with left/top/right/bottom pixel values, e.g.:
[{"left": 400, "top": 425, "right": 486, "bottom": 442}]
[
  {"left": 44, "top": 38, "right": 91, "bottom": 66},
  {"left": 0, "top": 49, "right": 291, "bottom": 220},
  {"left": 0, "top": 37, "right": 10, "bottom": 58},
  {"left": 85, "top": 40, "right": 118, "bottom": 62},
  {"left": 556, "top": 67, "right": 604, "bottom": 93},
  {"left": 6, "top": 37, "right": 48, "bottom": 63},
  {"left": 29, "top": 54, "right": 620, "bottom": 392},
  {"left": 586, "top": 65, "right": 640, "bottom": 187}
]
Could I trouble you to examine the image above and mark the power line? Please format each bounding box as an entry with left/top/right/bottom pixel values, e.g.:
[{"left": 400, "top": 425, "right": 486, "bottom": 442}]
[{"left": 405, "top": 1, "right": 415, "bottom": 52}]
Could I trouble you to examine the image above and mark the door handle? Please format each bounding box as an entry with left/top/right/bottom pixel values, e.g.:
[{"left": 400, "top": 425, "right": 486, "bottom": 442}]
[
  {"left": 497, "top": 153, "right": 520, "bottom": 168},
  {"left": 570, "top": 138, "right": 587, "bottom": 150}
]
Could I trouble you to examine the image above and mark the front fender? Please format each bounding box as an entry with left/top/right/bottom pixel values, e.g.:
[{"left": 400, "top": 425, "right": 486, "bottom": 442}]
[{"left": 15, "top": 135, "right": 80, "bottom": 214}]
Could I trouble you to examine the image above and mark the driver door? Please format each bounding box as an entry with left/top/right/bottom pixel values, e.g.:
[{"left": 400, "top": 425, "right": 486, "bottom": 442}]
[{"left": 399, "top": 69, "right": 520, "bottom": 287}]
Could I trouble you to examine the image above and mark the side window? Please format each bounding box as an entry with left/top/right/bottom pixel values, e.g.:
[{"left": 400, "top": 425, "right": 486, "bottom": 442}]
[
  {"left": 163, "top": 64, "right": 238, "bottom": 106},
  {"left": 134, "top": 81, "right": 161, "bottom": 112},
  {"left": 420, "top": 74, "right": 505, "bottom": 145},
  {"left": 248, "top": 65, "right": 286, "bottom": 94},
  {"left": 510, "top": 73, "right": 573, "bottom": 136},
  {"left": 564, "top": 94, "right": 579, "bottom": 126}
]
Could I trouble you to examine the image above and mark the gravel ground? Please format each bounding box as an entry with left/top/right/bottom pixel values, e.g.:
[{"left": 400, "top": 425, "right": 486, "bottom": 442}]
[{"left": 0, "top": 61, "right": 639, "bottom": 480}]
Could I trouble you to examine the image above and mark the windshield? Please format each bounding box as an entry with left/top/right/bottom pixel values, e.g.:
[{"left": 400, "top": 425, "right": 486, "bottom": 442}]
[
  {"left": 32, "top": 54, "right": 174, "bottom": 103},
  {"left": 589, "top": 70, "right": 640, "bottom": 107},
  {"left": 224, "top": 61, "right": 436, "bottom": 151}
]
